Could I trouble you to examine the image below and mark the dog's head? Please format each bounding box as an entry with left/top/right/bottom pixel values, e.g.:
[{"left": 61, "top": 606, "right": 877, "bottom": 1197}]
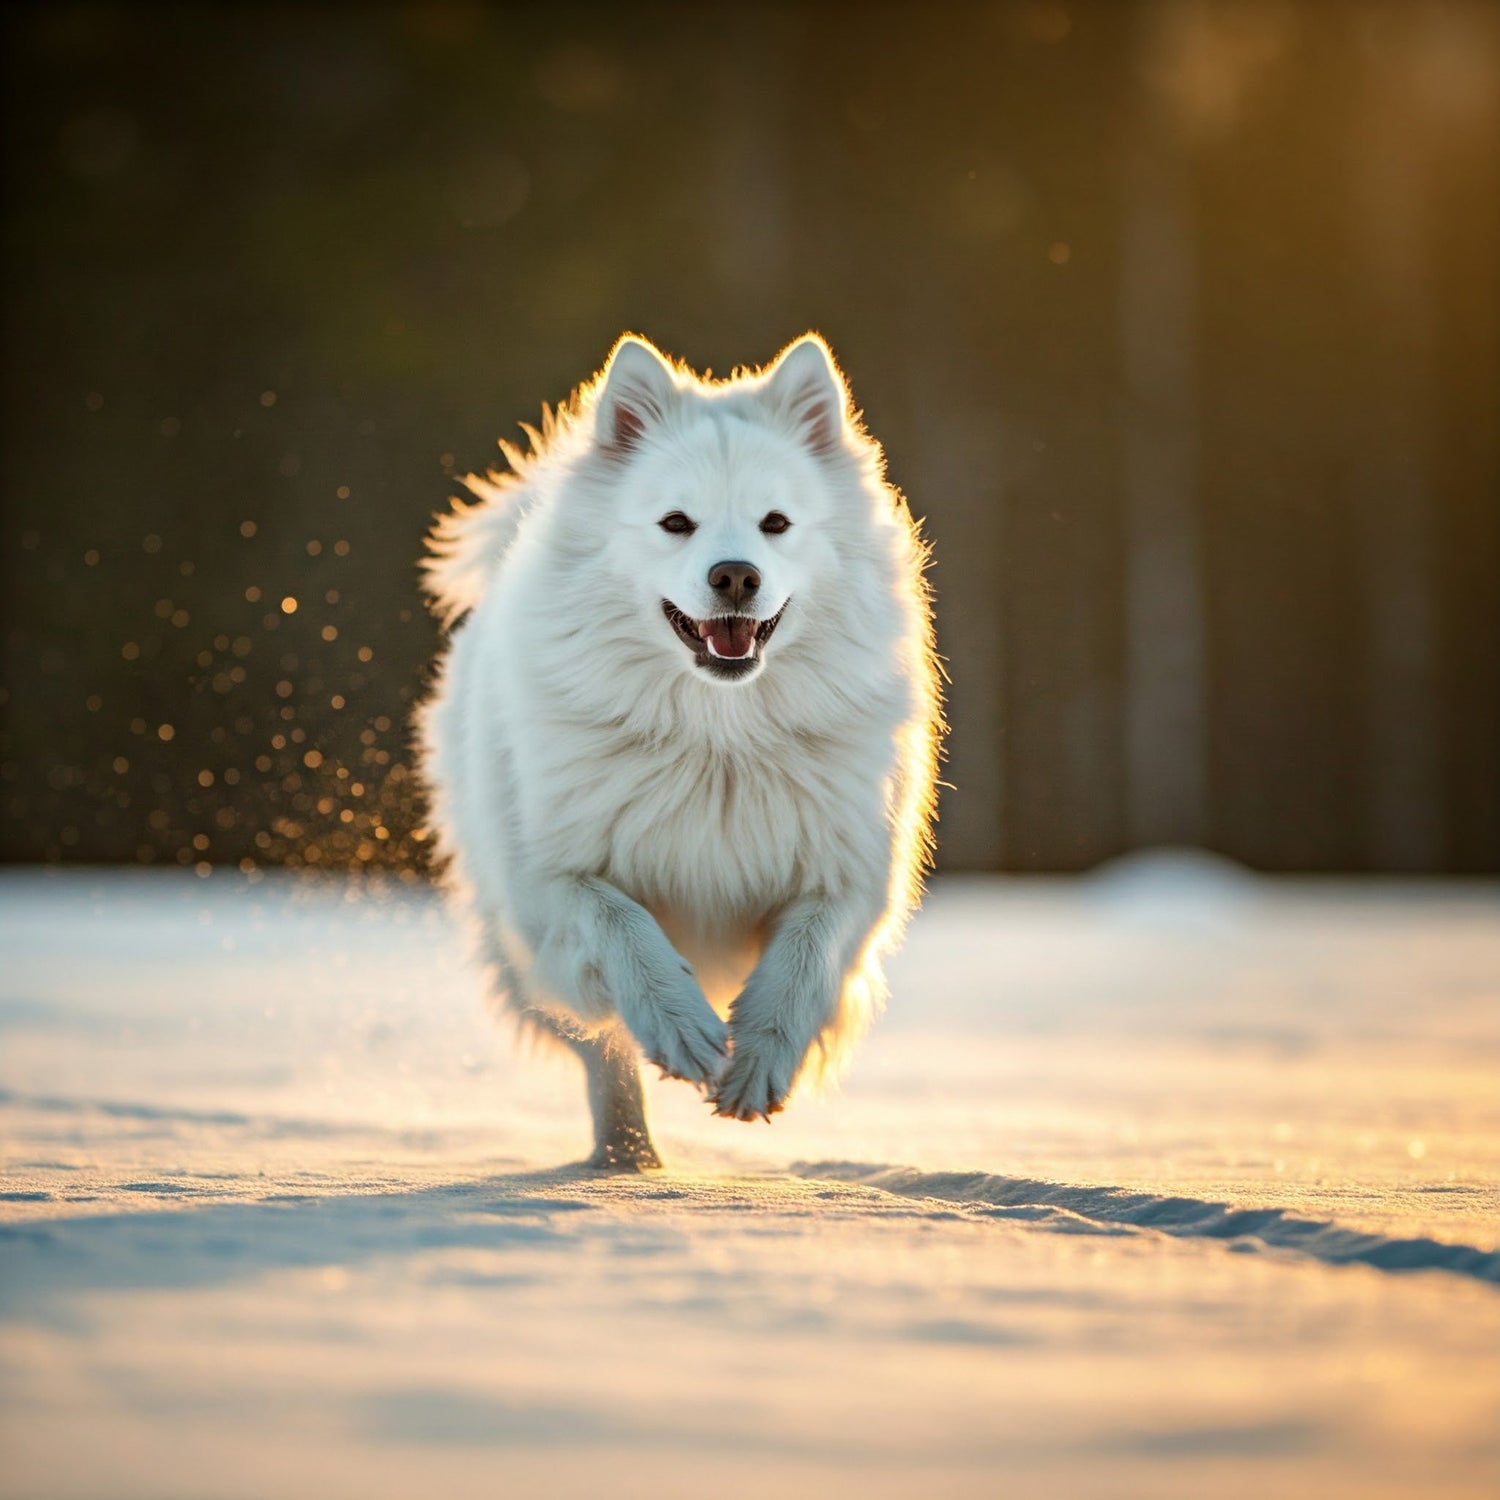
[{"left": 585, "top": 334, "right": 859, "bottom": 686}]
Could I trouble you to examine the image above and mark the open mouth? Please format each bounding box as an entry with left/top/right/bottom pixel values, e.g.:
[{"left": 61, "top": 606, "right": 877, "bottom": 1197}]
[{"left": 662, "top": 600, "right": 785, "bottom": 678}]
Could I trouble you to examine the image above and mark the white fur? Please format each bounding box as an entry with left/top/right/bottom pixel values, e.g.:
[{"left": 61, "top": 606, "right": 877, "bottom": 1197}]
[{"left": 417, "top": 333, "right": 941, "bottom": 1166}]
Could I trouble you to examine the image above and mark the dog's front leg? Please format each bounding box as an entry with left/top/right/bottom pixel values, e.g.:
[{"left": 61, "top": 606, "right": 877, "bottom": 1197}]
[
  {"left": 713, "top": 892, "right": 880, "bottom": 1122},
  {"left": 528, "top": 875, "right": 729, "bottom": 1088}
]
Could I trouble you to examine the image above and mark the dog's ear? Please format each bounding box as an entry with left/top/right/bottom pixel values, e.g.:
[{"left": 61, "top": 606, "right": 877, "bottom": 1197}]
[
  {"left": 595, "top": 335, "right": 677, "bottom": 457},
  {"left": 765, "top": 334, "right": 848, "bottom": 456}
]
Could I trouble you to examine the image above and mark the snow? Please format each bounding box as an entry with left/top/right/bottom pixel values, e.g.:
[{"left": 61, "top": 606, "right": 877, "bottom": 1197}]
[{"left": 1, "top": 858, "right": 1498, "bottom": 1498}]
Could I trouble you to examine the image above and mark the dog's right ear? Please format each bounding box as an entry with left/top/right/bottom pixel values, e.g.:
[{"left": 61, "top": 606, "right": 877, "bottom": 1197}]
[{"left": 594, "top": 336, "right": 677, "bottom": 457}]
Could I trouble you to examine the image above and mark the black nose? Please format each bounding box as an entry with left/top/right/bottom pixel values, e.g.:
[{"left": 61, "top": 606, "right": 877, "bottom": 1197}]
[{"left": 708, "top": 560, "right": 761, "bottom": 609}]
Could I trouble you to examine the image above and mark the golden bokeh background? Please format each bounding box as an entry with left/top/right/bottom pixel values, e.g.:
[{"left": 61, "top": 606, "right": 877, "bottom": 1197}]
[{"left": 1, "top": 0, "right": 1496, "bottom": 874}]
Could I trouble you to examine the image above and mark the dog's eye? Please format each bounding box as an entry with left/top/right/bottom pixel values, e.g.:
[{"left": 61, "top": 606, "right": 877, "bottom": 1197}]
[
  {"left": 659, "top": 512, "right": 697, "bottom": 535},
  {"left": 760, "top": 512, "right": 792, "bottom": 535}
]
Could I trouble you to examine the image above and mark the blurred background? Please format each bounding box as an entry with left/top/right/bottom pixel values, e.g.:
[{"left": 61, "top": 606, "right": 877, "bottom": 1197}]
[{"left": 1, "top": 0, "right": 1496, "bottom": 876}]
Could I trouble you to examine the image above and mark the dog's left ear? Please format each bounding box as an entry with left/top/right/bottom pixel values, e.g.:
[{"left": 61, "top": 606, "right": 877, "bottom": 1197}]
[{"left": 765, "top": 335, "right": 849, "bottom": 457}]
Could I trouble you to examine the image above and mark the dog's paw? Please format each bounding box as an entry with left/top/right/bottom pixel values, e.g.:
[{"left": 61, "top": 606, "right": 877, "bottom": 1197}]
[
  {"left": 629, "top": 967, "right": 729, "bottom": 1090},
  {"left": 710, "top": 1034, "right": 798, "bottom": 1122}
]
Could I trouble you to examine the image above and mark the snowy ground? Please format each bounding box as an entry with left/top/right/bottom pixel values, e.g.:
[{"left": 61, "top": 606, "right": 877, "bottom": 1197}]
[{"left": 1, "top": 857, "right": 1497, "bottom": 1499}]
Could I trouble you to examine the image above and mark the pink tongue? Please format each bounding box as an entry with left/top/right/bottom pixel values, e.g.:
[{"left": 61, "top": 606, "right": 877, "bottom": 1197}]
[{"left": 699, "top": 617, "right": 757, "bottom": 659}]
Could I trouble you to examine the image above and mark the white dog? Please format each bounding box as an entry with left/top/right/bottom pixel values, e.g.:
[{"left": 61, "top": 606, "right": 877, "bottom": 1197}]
[{"left": 418, "top": 333, "right": 941, "bottom": 1168}]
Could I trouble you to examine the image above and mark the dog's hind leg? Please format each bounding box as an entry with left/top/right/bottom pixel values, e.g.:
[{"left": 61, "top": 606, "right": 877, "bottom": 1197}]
[
  {"left": 577, "top": 1028, "right": 661, "bottom": 1171},
  {"left": 525, "top": 1011, "right": 661, "bottom": 1171}
]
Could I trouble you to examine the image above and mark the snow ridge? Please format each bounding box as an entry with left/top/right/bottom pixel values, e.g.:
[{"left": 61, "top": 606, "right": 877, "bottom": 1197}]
[{"left": 793, "top": 1163, "right": 1500, "bottom": 1286}]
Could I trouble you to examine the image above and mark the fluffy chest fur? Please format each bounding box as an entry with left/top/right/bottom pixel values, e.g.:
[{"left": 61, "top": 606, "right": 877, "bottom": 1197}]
[{"left": 514, "top": 706, "right": 891, "bottom": 927}]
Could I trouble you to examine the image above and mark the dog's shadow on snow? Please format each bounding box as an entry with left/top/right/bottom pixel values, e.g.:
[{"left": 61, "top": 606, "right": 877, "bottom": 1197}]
[{"left": 0, "top": 1162, "right": 719, "bottom": 1315}]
